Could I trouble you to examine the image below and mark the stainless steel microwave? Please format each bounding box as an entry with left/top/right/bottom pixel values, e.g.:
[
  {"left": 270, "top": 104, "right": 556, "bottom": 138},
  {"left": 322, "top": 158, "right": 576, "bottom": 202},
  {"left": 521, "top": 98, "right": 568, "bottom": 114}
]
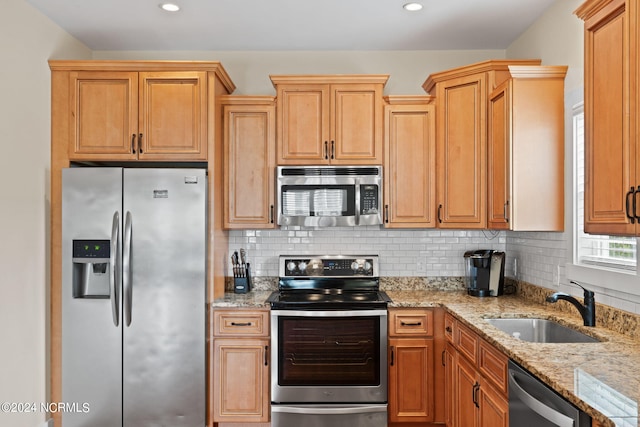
[{"left": 276, "top": 166, "right": 383, "bottom": 227}]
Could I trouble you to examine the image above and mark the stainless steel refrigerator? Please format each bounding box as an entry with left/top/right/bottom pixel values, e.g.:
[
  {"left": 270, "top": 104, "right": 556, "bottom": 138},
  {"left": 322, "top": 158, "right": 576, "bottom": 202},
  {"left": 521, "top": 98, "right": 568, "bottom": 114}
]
[{"left": 61, "top": 167, "right": 207, "bottom": 427}]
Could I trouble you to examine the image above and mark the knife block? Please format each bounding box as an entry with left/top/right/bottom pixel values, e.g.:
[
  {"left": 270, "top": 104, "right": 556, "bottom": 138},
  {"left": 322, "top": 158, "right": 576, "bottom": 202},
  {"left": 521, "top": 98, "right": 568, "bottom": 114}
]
[{"left": 233, "top": 268, "right": 252, "bottom": 294}]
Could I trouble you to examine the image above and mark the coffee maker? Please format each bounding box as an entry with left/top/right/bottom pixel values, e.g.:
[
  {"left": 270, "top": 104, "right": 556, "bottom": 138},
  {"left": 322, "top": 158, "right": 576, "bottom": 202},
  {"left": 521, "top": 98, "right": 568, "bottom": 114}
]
[{"left": 464, "top": 250, "right": 505, "bottom": 297}]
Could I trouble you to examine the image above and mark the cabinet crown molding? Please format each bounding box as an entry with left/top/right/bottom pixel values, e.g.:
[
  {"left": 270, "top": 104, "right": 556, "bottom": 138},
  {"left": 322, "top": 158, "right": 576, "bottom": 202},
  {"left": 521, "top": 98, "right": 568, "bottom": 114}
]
[
  {"left": 384, "top": 95, "right": 435, "bottom": 105},
  {"left": 48, "top": 60, "right": 236, "bottom": 93},
  {"left": 219, "top": 95, "right": 276, "bottom": 105},
  {"left": 270, "top": 74, "right": 389, "bottom": 87},
  {"left": 422, "top": 59, "right": 542, "bottom": 93},
  {"left": 507, "top": 65, "right": 568, "bottom": 79},
  {"left": 575, "top": 0, "right": 622, "bottom": 20}
]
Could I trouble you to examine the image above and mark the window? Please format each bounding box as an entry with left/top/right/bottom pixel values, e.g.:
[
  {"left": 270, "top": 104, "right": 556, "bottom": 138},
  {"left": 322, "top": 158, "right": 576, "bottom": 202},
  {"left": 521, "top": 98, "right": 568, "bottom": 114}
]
[{"left": 574, "top": 103, "right": 637, "bottom": 272}]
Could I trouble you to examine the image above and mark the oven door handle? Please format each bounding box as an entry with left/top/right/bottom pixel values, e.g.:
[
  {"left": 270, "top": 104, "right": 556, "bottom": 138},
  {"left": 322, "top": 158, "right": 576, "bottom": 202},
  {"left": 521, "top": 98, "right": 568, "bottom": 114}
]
[{"left": 271, "top": 405, "right": 387, "bottom": 415}]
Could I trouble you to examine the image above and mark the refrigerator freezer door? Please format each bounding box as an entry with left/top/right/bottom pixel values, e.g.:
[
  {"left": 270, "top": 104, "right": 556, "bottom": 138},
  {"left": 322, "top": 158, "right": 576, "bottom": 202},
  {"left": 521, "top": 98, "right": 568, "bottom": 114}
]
[
  {"left": 122, "top": 168, "right": 207, "bottom": 427},
  {"left": 62, "top": 168, "right": 123, "bottom": 427}
]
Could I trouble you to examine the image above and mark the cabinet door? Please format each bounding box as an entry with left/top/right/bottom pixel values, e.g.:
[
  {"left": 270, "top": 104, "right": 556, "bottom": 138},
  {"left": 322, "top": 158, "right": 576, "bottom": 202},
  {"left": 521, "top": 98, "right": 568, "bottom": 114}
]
[
  {"left": 436, "top": 73, "right": 487, "bottom": 229},
  {"left": 276, "top": 84, "right": 330, "bottom": 164},
  {"left": 455, "top": 355, "right": 479, "bottom": 427},
  {"left": 138, "top": 71, "right": 208, "bottom": 160},
  {"left": 582, "top": 0, "right": 636, "bottom": 235},
  {"left": 487, "top": 81, "right": 511, "bottom": 230},
  {"left": 224, "top": 103, "right": 276, "bottom": 228},
  {"left": 443, "top": 343, "right": 456, "bottom": 427},
  {"left": 388, "top": 338, "right": 435, "bottom": 423},
  {"left": 384, "top": 104, "right": 436, "bottom": 227},
  {"left": 69, "top": 71, "right": 139, "bottom": 160},
  {"left": 213, "top": 338, "right": 270, "bottom": 422},
  {"left": 331, "top": 84, "right": 383, "bottom": 164},
  {"left": 478, "top": 382, "right": 508, "bottom": 427}
]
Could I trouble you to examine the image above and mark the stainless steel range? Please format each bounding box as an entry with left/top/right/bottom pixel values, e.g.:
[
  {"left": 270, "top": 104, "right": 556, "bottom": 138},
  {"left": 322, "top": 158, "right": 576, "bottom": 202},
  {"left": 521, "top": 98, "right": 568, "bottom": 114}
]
[{"left": 268, "top": 255, "right": 390, "bottom": 427}]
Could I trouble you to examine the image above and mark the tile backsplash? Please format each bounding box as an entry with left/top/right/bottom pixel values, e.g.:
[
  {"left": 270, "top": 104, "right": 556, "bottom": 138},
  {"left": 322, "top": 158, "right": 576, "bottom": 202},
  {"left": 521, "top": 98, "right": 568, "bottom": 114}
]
[
  {"left": 230, "top": 227, "right": 640, "bottom": 315},
  {"left": 229, "top": 227, "right": 507, "bottom": 277}
]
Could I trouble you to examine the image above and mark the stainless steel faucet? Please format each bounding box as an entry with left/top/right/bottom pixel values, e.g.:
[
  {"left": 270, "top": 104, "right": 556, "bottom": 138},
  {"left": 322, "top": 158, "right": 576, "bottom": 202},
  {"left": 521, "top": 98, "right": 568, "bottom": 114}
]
[{"left": 545, "top": 281, "right": 596, "bottom": 327}]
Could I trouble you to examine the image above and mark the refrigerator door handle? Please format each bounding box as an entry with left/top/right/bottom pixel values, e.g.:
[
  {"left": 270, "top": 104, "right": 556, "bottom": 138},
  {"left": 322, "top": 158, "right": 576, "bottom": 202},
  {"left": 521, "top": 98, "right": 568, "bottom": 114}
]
[
  {"left": 123, "top": 211, "right": 133, "bottom": 327},
  {"left": 110, "top": 211, "right": 120, "bottom": 326}
]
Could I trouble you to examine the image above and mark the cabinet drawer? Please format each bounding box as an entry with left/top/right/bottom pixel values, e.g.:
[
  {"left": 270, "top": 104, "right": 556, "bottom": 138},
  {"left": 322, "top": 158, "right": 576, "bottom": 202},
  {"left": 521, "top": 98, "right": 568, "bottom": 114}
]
[
  {"left": 444, "top": 313, "right": 456, "bottom": 343},
  {"left": 478, "top": 339, "right": 508, "bottom": 394},
  {"left": 455, "top": 322, "right": 479, "bottom": 363},
  {"left": 389, "top": 309, "right": 434, "bottom": 336},
  {"left": 213, "top": 310, "right": 269, "bottom": 337}
]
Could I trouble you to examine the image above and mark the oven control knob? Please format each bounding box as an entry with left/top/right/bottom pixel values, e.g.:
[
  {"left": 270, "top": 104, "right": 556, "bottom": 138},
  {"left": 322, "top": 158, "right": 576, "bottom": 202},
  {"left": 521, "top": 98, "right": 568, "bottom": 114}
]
[
  {"left": 286, "top": 261, "right": 297, "bottom": 272},
  {"left": 351, "top": 261, "right": 361, "bottom": 271},
  {"left": 364, "top": 261, "right": 372, "bottom": 272},
  {"left": 298, "top": 261, "right": 308, "bottom": 271}
]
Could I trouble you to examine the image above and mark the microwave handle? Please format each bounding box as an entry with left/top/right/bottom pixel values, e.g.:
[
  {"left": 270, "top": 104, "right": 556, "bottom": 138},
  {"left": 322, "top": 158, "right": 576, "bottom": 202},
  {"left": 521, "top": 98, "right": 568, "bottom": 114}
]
[{"left": 355, "top": 179, "right": 361, "bottom": 225}]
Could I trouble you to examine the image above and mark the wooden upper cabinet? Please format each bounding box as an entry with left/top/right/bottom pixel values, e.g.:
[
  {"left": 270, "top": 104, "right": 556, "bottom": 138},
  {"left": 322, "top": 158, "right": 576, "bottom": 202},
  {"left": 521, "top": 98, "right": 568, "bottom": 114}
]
[
  {"left": 434, "top": 72, "right": 488, "bottom": 229},
  {"left": 138, "top": 71, "right": 207, "bottom": 159},
  {"left": 70, "top": 71, "right": 139, "bottom": 160},
  {"left": 222, "top": 96, "right": 276, "bottom": 229},
  {"left": 68, "top": 69, "right": 208, "bottom": 161},
  {"left": 271, "top": 75, "right": 388, "bottom": 165},
  {"left": 577, "top": 0, "right": 638, "bottom": 235},
  {"left": 422, "top": 59, "right": 566, "bottom": 231},
  {"left": 383, "top": 96, "right": 436, "bottom": 228},
  {"left": 488, "top": 66, "right": 567, "bottom": 231}
]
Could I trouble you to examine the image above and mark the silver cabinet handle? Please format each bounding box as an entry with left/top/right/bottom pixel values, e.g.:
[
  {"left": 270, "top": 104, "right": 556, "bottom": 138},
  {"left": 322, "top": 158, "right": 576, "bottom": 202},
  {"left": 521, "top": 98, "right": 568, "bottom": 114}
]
[
  {"left": 508, "top": 369, "right": 574, "bottom": 427},
  {"left": 123, "top": 211, "right": 133, "bottom": 327},
  {"left": 110, "top": 211, "right": 120, "bottom": 326}
]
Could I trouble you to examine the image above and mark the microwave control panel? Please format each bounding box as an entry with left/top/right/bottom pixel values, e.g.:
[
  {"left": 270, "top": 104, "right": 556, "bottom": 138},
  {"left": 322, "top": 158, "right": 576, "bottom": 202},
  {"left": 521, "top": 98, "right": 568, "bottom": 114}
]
[{"left": 360, "top": 185, "right": 379, "bottom": 214}]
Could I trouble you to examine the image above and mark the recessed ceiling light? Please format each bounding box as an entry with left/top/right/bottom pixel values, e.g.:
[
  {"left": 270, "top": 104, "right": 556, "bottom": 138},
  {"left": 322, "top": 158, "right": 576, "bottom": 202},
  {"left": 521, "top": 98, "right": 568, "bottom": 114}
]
[
  {"left": 160, "top": 3, "right": 180, "bottom": 12},
  {"left": 403, "top": 2, "right": 423, "bottom": 11}
]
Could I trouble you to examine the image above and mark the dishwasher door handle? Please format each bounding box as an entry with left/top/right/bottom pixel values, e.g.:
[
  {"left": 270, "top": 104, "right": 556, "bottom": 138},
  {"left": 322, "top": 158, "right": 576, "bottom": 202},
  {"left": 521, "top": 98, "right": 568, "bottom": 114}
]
[{"left": 509, "top": 369, "right": 575, "bottom": 427}]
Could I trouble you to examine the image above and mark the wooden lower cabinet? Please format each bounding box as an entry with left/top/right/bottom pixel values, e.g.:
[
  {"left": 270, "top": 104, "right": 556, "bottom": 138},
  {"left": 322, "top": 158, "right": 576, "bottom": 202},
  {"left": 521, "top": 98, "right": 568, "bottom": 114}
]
[
  {"left": 443, "top": 342, "right": 456, "bottom": 427},
  {"left": 388, "top": 308, "right": 447, "bottom": 426},
  {"left": 389, "top": 337, "right": 435, "bottom": 422},
  {"left": 447, "top": 317, "right": 509, "bottom": 427},
  {"left": 212, "top": 310, "right": 270, "bottom": 423}
]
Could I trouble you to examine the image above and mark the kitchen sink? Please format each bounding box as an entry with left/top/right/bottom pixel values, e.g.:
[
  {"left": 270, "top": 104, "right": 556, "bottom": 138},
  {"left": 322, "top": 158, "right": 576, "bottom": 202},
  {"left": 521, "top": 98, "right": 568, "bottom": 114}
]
[{"left": 484, "top": 318, "right": 601, "bottom": 343}]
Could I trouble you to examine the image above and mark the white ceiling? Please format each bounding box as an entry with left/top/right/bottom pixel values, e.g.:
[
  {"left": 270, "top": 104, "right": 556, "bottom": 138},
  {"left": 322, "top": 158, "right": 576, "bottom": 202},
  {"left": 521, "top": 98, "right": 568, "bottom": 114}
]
[{"left": 25, "top": 0, "right": 559, "bottom": 51}]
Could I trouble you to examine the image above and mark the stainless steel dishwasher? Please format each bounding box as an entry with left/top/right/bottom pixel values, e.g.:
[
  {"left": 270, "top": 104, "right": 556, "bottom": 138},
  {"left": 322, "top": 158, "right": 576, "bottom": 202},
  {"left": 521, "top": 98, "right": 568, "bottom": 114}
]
[{"left": 509, "top": 361, "right": 591, "bottom": 427}]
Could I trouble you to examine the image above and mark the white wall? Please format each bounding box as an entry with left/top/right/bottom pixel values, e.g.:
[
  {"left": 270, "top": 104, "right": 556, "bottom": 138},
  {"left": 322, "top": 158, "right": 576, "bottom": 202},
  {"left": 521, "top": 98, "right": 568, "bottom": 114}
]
[{"left": 0, "top": 1, "right": 90, "bottom": 426}]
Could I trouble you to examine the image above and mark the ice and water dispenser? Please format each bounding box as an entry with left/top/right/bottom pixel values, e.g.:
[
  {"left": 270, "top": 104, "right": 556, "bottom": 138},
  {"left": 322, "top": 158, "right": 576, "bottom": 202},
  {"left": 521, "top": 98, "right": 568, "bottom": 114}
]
[{"left": 72, "top": 239, "right": 111, "bottom": 298}]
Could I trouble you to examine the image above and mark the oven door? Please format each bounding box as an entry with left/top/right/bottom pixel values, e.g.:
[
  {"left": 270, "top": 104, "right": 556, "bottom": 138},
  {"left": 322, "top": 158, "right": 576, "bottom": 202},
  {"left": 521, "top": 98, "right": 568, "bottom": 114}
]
[{"left": 270, "top": 309, "right": 388, "bottom": 404}]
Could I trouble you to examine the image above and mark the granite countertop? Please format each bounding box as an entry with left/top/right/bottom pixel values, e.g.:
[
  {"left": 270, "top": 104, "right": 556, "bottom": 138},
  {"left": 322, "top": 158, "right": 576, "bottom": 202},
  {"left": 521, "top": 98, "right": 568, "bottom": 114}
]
[{"left": 211, "top": 288, "right": 640, "bottom": 427}]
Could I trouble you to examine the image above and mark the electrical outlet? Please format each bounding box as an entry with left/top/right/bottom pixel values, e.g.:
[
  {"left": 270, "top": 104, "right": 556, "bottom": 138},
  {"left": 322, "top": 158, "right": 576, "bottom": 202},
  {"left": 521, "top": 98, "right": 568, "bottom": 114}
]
[
  {"left": 417, "top": 261, "right": 427, "bottom": 273},
  {"left": 552, "top": 264, "right": 560, "bottom": 288}
]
